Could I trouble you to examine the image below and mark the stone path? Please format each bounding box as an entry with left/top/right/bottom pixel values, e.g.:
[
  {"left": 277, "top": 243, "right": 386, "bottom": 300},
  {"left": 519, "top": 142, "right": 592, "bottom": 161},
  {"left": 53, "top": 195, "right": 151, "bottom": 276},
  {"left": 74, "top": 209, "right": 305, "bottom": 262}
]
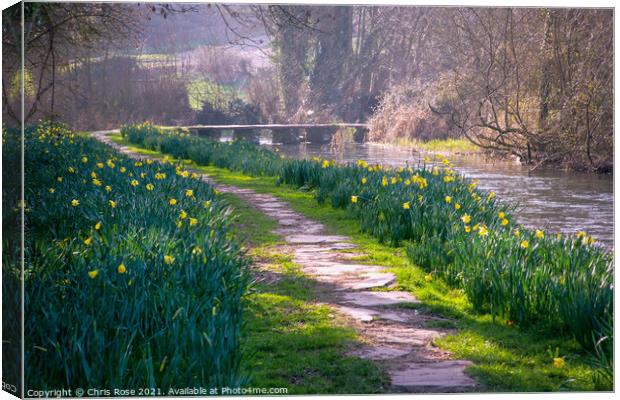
[{"left": 91, "top": 130, "right": 479, "bottom": 393}]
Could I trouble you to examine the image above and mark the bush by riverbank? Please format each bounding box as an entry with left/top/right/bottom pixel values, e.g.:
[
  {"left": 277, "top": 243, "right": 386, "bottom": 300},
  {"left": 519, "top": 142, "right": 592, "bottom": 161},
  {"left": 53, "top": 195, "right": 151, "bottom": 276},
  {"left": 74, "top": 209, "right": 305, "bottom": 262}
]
[
  {"left": 4, "top": 122, "right": 249, "bottom": 389},
  {"left": 121, "top": 123, "right": 613, "bottom": 388}
]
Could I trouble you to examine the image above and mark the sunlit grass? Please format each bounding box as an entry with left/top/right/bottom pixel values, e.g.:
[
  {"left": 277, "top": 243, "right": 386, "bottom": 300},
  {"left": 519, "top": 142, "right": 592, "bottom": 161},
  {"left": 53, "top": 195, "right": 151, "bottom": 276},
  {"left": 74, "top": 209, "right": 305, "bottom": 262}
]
[
  {"left": 388, "top": 137, "right": 480, "bottom": 153},
  {"left": 186, "top": 78, "right": 240, "bottom": 110}
]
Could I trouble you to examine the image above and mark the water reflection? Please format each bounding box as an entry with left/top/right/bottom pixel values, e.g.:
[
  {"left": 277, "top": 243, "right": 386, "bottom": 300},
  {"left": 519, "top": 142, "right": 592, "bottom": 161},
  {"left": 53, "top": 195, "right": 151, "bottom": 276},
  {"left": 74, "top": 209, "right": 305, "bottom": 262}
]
[{"left": 269, "top": 141, "right": 614, "bottom": 247}]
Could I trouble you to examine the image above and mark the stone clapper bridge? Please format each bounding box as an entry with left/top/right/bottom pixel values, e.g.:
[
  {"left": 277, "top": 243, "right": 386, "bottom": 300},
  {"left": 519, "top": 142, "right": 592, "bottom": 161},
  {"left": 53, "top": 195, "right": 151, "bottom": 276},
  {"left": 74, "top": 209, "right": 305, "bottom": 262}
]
[{"left": 92, "top": 130, "right": 479, "bottom": 393}]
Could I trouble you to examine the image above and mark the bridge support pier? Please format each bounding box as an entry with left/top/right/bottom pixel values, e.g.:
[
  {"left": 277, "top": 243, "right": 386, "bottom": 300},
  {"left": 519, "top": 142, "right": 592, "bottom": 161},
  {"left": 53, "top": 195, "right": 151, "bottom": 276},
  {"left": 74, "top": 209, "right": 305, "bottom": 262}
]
[
  {"left": 306, "top": 127, "right": 336, "bottom": 144},
  {"left": 353, "top": 127, "right": 368, "bottom": 143},
  {"left": 272, "top": 128, "right": 300, "bottom": 144},
  {"left": 232, "top": 129, "right": 260, "bottom": 144},
  {"left": 193, "top": 128, "right": 222, "bottom": 141}
]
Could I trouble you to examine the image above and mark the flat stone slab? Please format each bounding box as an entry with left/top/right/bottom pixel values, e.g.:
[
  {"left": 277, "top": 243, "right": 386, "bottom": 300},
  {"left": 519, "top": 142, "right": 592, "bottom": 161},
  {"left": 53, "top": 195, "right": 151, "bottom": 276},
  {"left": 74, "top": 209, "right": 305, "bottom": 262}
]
[
  {"left": 294, "top": 243, "right": 357, "bottom": 252},
  {"left": 303, "top": 264, "right": 385, "bottom": 276},
  {"left": 389, "top": 361, "right": 477, "bottom": 392},
  {"left": 286, "top": 234, "right": 350, "bottom": 244},
  {"left": 335, "top": 305, "right": 377, "bottom": 322},
  {"left": 334, "top": 305, "right": 415, "bottom": 324},
  {"left": 341, "top": 291, "right": 418, "bottom": 307},
  {"left": 349, "top": 346, "right": 412, "bottom": 360},
  {"left": 278, "top": 218, "right": 307, "bottom": 226},
  {"left": 364, "top": 325, "right": 442, "bottom": 346},
  {"left": 276, "top": 227, "right": 322, "bottom": 236},
  {"left": 262, "top": 210, "right": 299, "bottom": 218},
  {"left": 337, "top": 273, "right": 396, "bottom": 291}
]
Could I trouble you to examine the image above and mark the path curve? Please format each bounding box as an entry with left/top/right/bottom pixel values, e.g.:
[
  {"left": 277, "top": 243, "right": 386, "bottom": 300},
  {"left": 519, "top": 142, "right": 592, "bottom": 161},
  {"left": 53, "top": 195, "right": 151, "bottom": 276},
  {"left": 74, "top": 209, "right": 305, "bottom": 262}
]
[{"left": 91, "top": 130, "right": 479, "bottom": 393}]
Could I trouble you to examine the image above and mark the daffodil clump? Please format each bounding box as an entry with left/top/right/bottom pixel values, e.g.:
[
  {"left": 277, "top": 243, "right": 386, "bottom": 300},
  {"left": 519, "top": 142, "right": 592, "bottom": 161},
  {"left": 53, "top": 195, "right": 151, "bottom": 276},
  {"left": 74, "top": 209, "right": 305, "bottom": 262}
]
[
  {"left": 121, "top": 123, "right": 613, "bottom": 369},
  {"left": 7, "top": 122, "right": 249, "bottom": 390}
]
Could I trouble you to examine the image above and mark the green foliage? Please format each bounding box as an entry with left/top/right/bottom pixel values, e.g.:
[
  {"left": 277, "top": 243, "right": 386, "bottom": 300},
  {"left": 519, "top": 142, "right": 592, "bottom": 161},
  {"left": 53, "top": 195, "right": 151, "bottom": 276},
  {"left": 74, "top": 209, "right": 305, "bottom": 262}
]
[
  {"left": 9, "top": 122, "right": 249, "bottom": 390},
  {"left": 121, "top": 123, "right": 613, "bottom": 389}
]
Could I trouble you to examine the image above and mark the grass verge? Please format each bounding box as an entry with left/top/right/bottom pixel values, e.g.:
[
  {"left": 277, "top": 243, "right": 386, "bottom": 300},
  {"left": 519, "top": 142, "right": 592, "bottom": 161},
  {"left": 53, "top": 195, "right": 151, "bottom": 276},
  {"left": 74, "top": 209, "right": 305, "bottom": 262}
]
[
  {"left": 385, "top": 137, "right": 481, "bottom": 153},
  {"left": 108, "top": 132, "right": 600, "bottom": 392}
]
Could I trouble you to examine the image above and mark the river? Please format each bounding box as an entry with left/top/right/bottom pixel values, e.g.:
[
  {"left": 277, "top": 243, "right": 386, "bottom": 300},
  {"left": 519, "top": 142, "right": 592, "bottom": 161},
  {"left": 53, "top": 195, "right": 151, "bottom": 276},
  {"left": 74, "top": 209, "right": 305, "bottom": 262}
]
[{"left": 267, "top": 141, "right": 613, "bottom": 248}]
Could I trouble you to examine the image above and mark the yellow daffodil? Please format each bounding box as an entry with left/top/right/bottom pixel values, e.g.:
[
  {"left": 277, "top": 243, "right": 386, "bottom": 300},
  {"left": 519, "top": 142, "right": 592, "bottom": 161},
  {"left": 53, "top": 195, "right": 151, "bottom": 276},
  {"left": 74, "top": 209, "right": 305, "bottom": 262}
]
[
  {"left": 130, "top": 179, "right": 139, "bottom": 187},
  {"left": 169, "top": 198, "right": 177, "bottom": 206},
  {"left": 146, "top": 183, "right": 154, "bottom": 191},
  {"left": 535, "top": 230, "right": 545, "bottom": 239},
  {"left": 424, "top": 274, "right": 433, "bottom": 282},
  {"left": 403, "top": 202, "right": 410, "bottom": 210},
  {"left": 96, "top": 162, "right": 104, "bottom": 169},
  {"left": 177, "top": 221, "right": 183, "bottom": 228},
  {"left": 134, "top": 161, "right": 143, "bottom": 167},
  {"left": 71, "top": 199, "right": 79, "bottom": 207},
  {"left": 109, "top": 200, "right": 117, "bottom": 208},
  {"left": 498, "top": 211, "right": 505, "bottom": 219},
  {"left": 105, "top": 185, "right": 112, "bottom": 192},
  {"left": 192, "top": 246, "right": 202, "bottom": 255},
  {"left": 321, "top": 160, "right": 330, "bottom": 168},
  {"left": 455, "top": 203, "right": 461, "bottom": 210},
  {"left": 120, "top": 167, "right": 126, "bottom": 173},
  {"left": 155, "top": 172, "right": 166, "bottom": 180},
  {"left": 106, "top": 160, "right": 115, "bottom": 169},
  {"left": 501, "top": 218, "right": 509, "bottom": 226},
  {"left": 95, "top": 221, "right": 101, "bottom": 230},
  {"left": 146, "top": 159, "right": 153, "bottom": 165},
  {"left": 553, "top": 357, "right": 565, "bottom": 368},
  {"left": 88, "top": 270, "right": 99, "bottom": 279},
  {"left": 514, "top": 229, "right": 520, "bottom": 237},
  {"left": 478, "top": 225, "right": 489, "bottom": 237},
  {"left": 140, "top": 172, "right": 146, "bottom": 179},
  {"left": 164, "top": 255, "right": 175, "bottom": 265},
  {"left": 118, "top": 263, "right": 126, "bottom": 274},
  {"left": 445, "top": 196, "right": 452, "bottom": 203},
  {"left": 361, "top": 177, "right": 367, "bottom": 184},
  {"left": 92, "top": 178, "right": 102, "bottom": 186},
  {"left": 57, "top": 177, "right": 63, "bottom": 182},
  {"left": 185, "top": 189, "right": 194, "bottom": 197},
  {"left": 404, "top": 179, "right": 411, "bottom": 186},
  {"left": 203, "top": 200, "right": 212, "bottom": 208},
  {"left": 90, "top": 172, "right": 97, "bottom": 179},
  {"left": 68, "top": 167, "right": 76, "bottom": 173},
  {"left": 381, "top": 176, "right": 388, "bottom": 187},
  {"left": 351, "top": 195, "right": 358, "bottom": 203},
  {"left": 189, "top": 218, "right": 198, "bottom": 226},
  {"left": 391, "top": 177, "right": 397, "bottom": 184},
  {"left": 84, "top": 237, "right": 93, "bottom": 246},
  {"left": 81, "top": 156, "right": 88, "bottom": 163},
  {"left": 487, "top": 191, "right": 496, "bottom": 201},
  {"left": 520, "top": 240, "right": 529, "bottom": 249},
  {"left": 179, "top": 210, "right": 188, "bottom": 219},
  {"left": 576, "top": 231, "right": 587, "bottom": 239},
  {"left": 465, "top": 225, "right": 471, "bottom": 233},
  {"left": 49, "top": 188, "right": 55, "bottom": 193}
]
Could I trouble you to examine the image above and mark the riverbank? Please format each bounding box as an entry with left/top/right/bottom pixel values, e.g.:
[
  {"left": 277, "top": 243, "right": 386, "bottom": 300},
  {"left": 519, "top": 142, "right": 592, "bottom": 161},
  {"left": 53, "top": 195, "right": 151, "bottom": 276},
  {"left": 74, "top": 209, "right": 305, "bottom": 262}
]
[
  {"left": 106, "top": 130, "right": 608, "bottom": 391},
  {"left": 371, "top": 138, "right": 482, "bottom": 155}
]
